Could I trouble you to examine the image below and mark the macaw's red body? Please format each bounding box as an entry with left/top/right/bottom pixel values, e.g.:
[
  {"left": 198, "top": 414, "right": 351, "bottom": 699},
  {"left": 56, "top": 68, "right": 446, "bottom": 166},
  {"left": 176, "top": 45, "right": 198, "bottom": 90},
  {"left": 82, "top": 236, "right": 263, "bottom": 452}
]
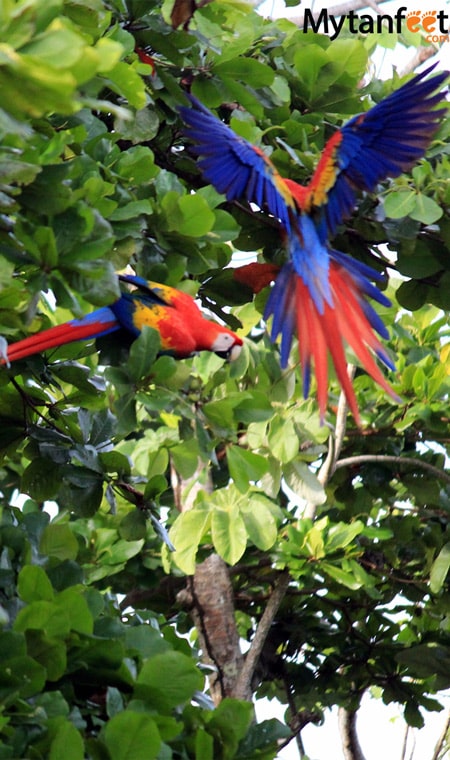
[
  {"left": 2, "top": 275, "right": 242, "bottom": 366},
  {"left": 180, "top": 65, "right": 448, "bottom": 422}
]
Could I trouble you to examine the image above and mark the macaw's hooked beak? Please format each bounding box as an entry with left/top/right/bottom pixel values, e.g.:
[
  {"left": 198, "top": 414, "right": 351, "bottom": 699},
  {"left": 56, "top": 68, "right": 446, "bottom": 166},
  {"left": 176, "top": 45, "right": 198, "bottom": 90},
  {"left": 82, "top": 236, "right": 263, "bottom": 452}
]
[{"left": 211, "top": 332, "right": 243, "bottom": 361}]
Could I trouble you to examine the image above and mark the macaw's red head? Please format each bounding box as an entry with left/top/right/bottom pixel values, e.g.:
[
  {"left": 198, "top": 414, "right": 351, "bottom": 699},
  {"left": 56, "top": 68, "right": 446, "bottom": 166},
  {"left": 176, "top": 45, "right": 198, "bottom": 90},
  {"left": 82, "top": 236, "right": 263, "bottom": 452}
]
[
  {"left": 151, "top": 285, "right": 243, "bottom": 361},
  {"left": 190, "top": 318, "right": 243, "bottom": 361}
]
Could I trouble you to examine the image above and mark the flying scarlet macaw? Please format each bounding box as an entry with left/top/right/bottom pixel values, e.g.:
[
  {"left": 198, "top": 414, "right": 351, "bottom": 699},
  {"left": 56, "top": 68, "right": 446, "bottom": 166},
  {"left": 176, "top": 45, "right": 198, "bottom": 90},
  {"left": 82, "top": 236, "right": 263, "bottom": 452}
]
[
  {"left": 180, "top": 65, "right": 448, "bottom": 422},
  {"left": 1, "top": 274, "right": 242, "bottom": 367}
]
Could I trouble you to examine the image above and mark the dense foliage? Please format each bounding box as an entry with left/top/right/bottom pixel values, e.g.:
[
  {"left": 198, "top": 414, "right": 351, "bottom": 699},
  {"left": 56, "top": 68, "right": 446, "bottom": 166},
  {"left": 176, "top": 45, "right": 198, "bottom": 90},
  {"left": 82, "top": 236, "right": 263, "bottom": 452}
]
[{"left": 0, "top": 1, "right": 449, "bottom": 758}]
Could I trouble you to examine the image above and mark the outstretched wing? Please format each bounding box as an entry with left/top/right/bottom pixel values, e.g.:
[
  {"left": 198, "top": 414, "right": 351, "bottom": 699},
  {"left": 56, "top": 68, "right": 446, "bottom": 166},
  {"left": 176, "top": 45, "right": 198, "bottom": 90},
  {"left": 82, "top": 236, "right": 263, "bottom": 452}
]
[
  {"left": 179, "top": 93, "right": 295, "bottom": 232},
  {"left": 285, "top": 64, "right": 448, "bottom": 238}
]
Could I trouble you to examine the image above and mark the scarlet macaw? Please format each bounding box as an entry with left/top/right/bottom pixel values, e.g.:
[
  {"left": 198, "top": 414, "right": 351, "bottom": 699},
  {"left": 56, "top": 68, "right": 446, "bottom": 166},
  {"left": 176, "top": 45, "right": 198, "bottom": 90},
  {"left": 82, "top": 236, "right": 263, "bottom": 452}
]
[
  {"left": 180, "top": 65, "right": 448, "bottom": 422},
  {"left": 1, "top": 275, "right": 242, "bottom": 366}
]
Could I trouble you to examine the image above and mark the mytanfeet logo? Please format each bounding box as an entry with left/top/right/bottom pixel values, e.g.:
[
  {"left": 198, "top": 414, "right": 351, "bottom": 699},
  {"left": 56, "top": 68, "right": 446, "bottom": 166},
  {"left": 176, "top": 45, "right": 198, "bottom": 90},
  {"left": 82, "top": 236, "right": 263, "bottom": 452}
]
[{"left": 303, "top": 6, "right": 449, "bottom": 43}]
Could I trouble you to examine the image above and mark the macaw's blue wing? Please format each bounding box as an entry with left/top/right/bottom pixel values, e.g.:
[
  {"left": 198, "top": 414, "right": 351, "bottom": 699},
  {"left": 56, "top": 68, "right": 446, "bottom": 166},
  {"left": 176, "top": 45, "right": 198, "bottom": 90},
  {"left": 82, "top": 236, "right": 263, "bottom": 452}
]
[
  {"left": 285, "top": 64, "right": 448, "bottom": 239},
  {"left": 179, "top": 93, "right": 295, "bottom": 233},
  {"left": 264, "top": 253, "right": 398, "bottom": 425}
]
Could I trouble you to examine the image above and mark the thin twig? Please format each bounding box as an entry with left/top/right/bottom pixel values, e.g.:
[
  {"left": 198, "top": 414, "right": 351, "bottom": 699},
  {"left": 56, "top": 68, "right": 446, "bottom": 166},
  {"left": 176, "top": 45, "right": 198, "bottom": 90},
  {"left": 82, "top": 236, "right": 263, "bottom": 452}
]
[
  {"left": 399, "top": 46, "right": 439, "bottom": 77},
  {"left": 400, "top": 722, "right": 409, "bottom": 760},
  {"left": 334, "top": 455, "right": 450, "bottom": 486},
  {"left": 431, "top": 709, "right": 450, "bottom": 760},
  {"left": 303, "top": 364, "right": 354, "bottom": 520}
]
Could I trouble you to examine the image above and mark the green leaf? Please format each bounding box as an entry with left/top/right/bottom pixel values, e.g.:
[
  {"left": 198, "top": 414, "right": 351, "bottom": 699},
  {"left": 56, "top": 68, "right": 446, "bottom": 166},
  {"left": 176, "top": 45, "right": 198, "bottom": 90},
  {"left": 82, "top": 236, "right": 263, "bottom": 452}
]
[
  {"left": 109, "top": 199, "right": 152, "bottom": 221},
  {"left": 321, "top": 562, "right": 363, "bottom": 590},
  {"left": 403, "top": 701, "right": 424, "bottom": 729},
  {"left": 170, "top": 440, "right": 202, "bottom": 479},
  {"left": 105, "top": 61, "right": 147, "bottom": 109},
  {"left": 0, "top": 155, "right": 41, "bottom": 185},
  {"left": 325, "top": 521, "right": 364, "bottom": 552},
  {"left": 125, "top": 626, "right": 171, "bottom": 659},
  {"left": 294, "top": 44, "right": 329, "bottom": 98},
  {"left": 227, "top": 445, "right": 269, "bottom": 493},
  {"left": 396, "top": 279, "right": 428, "bottom": 311},
  {"left": 119, "top": 510, "right": 147, "bottom": 541},
  {"left": 237, "top": 718, "right": 291, "bottom": 757},
  {"left": 14, "top": 601, "right": 71, "bottom": 638},
  {"left": 103, "top": 711, "right": 161, "bottom": 760},
  {"left": 211, "top": 502, "right": 247, "bottom": 565},
  {"left": 396, "top": 643, "right": 450, "bottom": 689},
  {"left": 267, "top": 416, "right": 298, "bottom": 463},
  {"left": 326, "top": 39, "right": 368, "bottom": 79},
  {"left": 115, "top": 109, "right": 160, "bottom": 146},
  {"left": 170, "top": 507, "right": 211, "bottom": 574},
  {"left": 49, "top": 719, "right": 84, "bottom": 760},
  {"left": 195, "top": 728, "right": 214, "bottom": 760},
  {"left": 115, "top": 145, "right": 158, "bottom": 182},
  {"left": 21, "top": 459, "right": 61, "bottom": 501},
  {"left": 303, "top": 524, "right": 326, "bottom": 559},
  {"left": 206, "top": 698, "right": 253, "bottom": 756},
  {"left": 210, "top": 209, "right": 240, "bottom": 243},
  {"left": 0, "top": 652, "right": 46, "bottom": 699},
  {"left": 214, "top": 59, "right": 274, "bottom": 87},
  {"left": 283, "top": 460, "right": 326, "bottom": 505},
  {"left": 40, "top": 524, "right": 79, "bottom": 562},
  {"left": 409, "top": 193, "right": 443, "bottom": 225},
  {"left": 25, "top": 629, "right": 67, "bottom": 681},
  {"left": 127, "top": 326, "right": 161, "bottom": 382},
  {"left": 56, "top": 588, "right": 93, "bottom": 635},
  {"left": 234, "top": 393, "right": 274, "bottom": 424},
  {"left": 384, "top": 190, "right": 416, "bottom": 219},
  {"left": 135, "top": 651, "right": 203, "bottom": 711},
  {"left": 178, "top": 194, "right": 216, "bottom": 237},
  {"left": 203, "top": 398, "right": 236, "bottom": 430},
  {"left": 100, "top": 538, "right": 144, "bottom": 565},
  {"left": 430, "top": 542, "right": 450, "bottom": 594},
  {"left": 18, "top": 565, "right": 54, "bottom": 602},
  {"left": 240, "top": 495, "right": 278, "bottom": 551}
]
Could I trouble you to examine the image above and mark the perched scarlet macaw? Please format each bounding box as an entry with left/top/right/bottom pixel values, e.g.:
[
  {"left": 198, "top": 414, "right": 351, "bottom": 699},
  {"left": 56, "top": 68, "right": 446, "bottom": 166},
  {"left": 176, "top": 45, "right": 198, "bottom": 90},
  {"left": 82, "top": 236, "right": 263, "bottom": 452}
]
[
  {"left": 1, "top": 275, "right": 242, "bottom": 366},
  {"left": 180, "top": 65, "right": 448, "bottom": 422}
]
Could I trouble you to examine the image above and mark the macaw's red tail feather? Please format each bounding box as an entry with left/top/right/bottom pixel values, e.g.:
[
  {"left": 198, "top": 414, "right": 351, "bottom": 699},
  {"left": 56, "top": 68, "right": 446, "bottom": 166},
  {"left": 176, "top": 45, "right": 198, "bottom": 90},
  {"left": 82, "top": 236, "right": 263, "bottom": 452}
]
[
  {"left": 295, "top": 276, "right": 361, "bottom": 423},
  {"left": 265, "top": 259, "right": 400, "bottom": 424},
  {"left": 3, "top": 308, "right": 119, "bottom": 364}
]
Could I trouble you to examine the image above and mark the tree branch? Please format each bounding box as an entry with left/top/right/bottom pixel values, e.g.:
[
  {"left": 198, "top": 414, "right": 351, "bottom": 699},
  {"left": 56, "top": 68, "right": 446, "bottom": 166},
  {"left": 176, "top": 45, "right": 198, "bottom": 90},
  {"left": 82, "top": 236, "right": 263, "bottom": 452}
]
[
  {"left": 338, "top": 707, "right": 367, "bottom": 760},
  {"left": 173, "top": 460, "right": 245, "bottom": 703},
  {"left": 399, "top": 46, "right": 439, "bottom": 76},
  {"left": 334, "top": 454, "right": 450, "bottom": 486},
  {"left": 183, "top": 554, "right": 246, "bottom": 704},
  {"left": 431, "top": 709, "right": 450, "bottom": 760},
  {"left": 234, "top": 570, "right": 291, "bottom": 701},
  {"left": 234, "top": 371, "right": 355, "bottom": 701}
]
